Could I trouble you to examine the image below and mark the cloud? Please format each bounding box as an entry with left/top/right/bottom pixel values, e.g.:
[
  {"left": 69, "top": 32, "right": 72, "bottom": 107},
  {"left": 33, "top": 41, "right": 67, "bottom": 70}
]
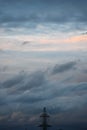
[
  {"left": 0, "top": 0, "right": 87, "bottom": 31},
  {"left": 0, "top": 80, "right": 87, "bottom": 126},
  {"left": 81, "top": 32, "right": 87, "bottom": 35},
  {"left": 22, "top": 41, "right": 31, "bottom": 46},
  {"left": 2, "top": 71, "right": 46, "bottom": 92},
  {"left": 52, "top": 61, "right": 76, "bottom": 74},
  {"left": 10, "top": 112, "right": 28, "bottom": 123},
  {"left": 0, "top": 115, "right": 9, "bottom": 124},
  {"left": 0, "top": 61, "right": 87, "bottom": 127},
  {"left": 2, "top": 73, "right": 26, "bottom": 89}
]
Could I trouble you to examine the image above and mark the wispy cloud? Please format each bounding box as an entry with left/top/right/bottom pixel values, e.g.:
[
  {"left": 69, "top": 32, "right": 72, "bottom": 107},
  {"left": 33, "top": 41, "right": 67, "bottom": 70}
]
[{"left": 52, "top": 61, "right": 76, "bottom": 74}]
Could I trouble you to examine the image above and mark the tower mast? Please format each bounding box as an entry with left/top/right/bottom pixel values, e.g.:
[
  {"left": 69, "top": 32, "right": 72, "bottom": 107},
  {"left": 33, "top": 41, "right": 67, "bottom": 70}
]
[{"left": 39, "top": 107, "right": 51, "bottom": 130}]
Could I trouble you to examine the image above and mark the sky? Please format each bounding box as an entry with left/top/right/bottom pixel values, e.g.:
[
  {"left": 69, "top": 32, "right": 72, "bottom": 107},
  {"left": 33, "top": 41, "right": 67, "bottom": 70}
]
[{"left": 0, "top": 0, "right": 87, "bottom": 130}]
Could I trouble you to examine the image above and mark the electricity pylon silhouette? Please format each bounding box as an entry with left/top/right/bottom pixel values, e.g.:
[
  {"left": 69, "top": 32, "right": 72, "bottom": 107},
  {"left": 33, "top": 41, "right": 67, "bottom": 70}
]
[{"left": 39, "top": 107, "right": 51, "bottom": 130}]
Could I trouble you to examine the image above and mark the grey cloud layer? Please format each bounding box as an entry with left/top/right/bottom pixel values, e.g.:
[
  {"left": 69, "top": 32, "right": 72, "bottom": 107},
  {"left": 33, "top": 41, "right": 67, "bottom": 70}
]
[
  {"left": 0, "top": 61, "right": 87, "bottom": 126},
  {"left": 0, "top": 0, "right": 87, "bottom": 29}
]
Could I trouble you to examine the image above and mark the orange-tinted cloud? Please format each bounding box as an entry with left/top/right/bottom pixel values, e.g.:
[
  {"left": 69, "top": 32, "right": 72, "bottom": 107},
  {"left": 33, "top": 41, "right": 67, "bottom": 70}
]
[{"left": 65, "top": 35, "right": 87, "bottom": 43}]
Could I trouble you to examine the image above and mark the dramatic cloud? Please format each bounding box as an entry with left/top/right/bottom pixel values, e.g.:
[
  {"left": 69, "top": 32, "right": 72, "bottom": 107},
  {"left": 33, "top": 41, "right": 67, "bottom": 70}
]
[
  {"left": 0, "top": 1, "right": 87, "bottom": 130},
  {"left": 0, "top": 61, "right": 87, "bottom": 129},
  {"left": 0, "top": 0, "right": 87, "bottom": 31}
]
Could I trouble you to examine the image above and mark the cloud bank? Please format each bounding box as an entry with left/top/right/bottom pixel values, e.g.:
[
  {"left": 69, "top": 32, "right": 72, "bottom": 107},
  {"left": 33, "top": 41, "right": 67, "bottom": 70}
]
[
  {"left": 0, "top": 61, "right": 87, "bottom": 129},
  {"left": 0, "top": 0, "right": 87, "bottom": 31}
]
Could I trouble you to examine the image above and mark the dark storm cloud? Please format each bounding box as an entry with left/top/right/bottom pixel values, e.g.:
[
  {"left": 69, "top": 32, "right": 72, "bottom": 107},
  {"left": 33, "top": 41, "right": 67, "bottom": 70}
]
[
  {"left": 1, "top": 61, "right": 76, "bottom": 94},
  {"left": 0, "top": 61, "right": 87, "bottom": 128},
  {"left": 0, "top": 77, "right": 87, "bottom": 127},
  {"left": 2, "top": 73, "right": 26, "bottom": 88},
  {"left": 0, "top": 0, "right": 87, "bottom": 29},
  {"left": 0, "top": 65, "right": 87, "bottom": 106},
  {"left": 2, "top": 71, "right": 46, "bottom": 92},
  {"left": 0, "top": 61, "right": 81, "bottom": 107},
  {"left": 8, "top": 82, "right": 87, "bottom": 106},
  {"left": 52, "top": 61, "right": 76, "bottom": 74}
]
